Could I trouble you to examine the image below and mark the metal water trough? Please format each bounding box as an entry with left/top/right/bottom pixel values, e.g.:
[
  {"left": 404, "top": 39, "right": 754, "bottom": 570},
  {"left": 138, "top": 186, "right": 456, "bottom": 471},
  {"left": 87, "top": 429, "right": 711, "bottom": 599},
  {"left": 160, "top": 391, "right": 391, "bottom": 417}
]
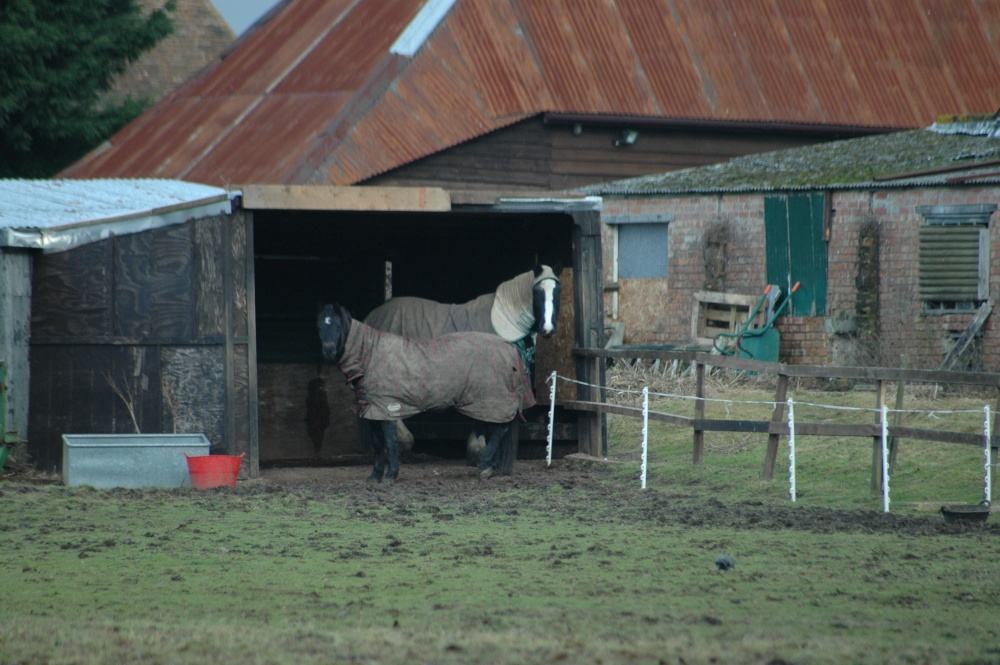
[{"left": 62, "top": 433, "right": 211, "bottom": 488}]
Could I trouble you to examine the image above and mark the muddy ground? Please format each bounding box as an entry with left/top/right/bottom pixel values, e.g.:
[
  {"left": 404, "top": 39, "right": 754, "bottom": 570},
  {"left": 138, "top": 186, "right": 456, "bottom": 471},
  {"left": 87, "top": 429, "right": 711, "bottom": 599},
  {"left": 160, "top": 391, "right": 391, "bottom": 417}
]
[
  {"left": 4, "top": 451, "right": 996, "bottom": 538},
  {"left": 250, "top": 454, "right": 998, "bottom": 538}
]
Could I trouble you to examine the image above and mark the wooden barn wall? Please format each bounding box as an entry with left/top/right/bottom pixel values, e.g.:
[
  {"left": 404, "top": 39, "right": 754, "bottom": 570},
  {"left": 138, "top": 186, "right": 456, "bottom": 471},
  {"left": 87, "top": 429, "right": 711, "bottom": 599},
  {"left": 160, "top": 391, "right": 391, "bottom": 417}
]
[
  {"left": 600, "top": 186, "right": 1000, "bottom": 372},
  {"left": 364, "top": 116, "right": 828, "bottom": 192},
  {"left": 0, "top": 248, "right": 32, "bottom": 443},
  {"left": 28, "top": 212, "right": 254, "bottom": 473}
]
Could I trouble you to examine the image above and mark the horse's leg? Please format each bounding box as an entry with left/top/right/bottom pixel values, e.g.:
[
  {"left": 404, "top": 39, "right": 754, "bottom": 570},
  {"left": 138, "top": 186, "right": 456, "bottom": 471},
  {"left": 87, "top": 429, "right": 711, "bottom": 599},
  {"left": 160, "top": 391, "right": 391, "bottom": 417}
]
[
  {"left": 395, "top": 419, "right": 414, "bottom": 460},
  {"left": 384, "top": 420, "right": 400, "bottom": 483},
  {"left": 478, "top": 422, "right": 510, "bottom": 480},
  {"left": 494, "top": 420, "right": 519, "bottom": 476},
  {"left": 359, "top": 418, "right": 377, "bottom": 459},
  {"left": 466, "top": 421, "right": 487, "bottom": 467},
  {"left": 369, "top": 420, "right": 386, "bottom": 482}
]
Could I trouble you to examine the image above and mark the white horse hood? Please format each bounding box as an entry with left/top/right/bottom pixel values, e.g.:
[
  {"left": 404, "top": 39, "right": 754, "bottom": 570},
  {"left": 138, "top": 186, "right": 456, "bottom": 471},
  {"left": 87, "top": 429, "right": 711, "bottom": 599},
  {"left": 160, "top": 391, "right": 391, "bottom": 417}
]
[{"left": 491, "top": 266, "right": 557, "bottom": 342}]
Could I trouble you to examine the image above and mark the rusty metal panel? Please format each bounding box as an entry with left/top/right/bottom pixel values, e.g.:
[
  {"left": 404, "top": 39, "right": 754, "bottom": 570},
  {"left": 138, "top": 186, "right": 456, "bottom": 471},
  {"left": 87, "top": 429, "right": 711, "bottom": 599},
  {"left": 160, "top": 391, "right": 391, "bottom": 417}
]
[
  {"left": 616, "top": 0, "right": 713, "bottom": 119},
  {"left": 63, "top": 96, "right": 253, "bottom": 179},
  {"left": 515, "top": 1, "right": 659, "bottom": 115},
  {"left": 772, "top": 0, "right": 865, "bottom": 124},
  {"left": 448, "top": 0, "right": 552, "bottom": 117},
  {"left": 186, "top": 94, "right": 353, "bottom": 184},
  {"left": 274, "top": 0, "right": 422, "bottom": 93}
]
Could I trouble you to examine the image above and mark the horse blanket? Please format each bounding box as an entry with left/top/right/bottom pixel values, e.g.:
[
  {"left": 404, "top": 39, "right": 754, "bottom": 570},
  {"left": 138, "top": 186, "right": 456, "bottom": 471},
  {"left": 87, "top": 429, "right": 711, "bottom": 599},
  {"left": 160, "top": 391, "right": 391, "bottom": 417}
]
[
  {"left": 364, "top": 293, "right": 495, "bottom": 340},
  {"left": 364, "top": 268, "right": 549, "bottom": 343},
  {"left": 338, "top": 319, "right": 536, "bottom": 423}
]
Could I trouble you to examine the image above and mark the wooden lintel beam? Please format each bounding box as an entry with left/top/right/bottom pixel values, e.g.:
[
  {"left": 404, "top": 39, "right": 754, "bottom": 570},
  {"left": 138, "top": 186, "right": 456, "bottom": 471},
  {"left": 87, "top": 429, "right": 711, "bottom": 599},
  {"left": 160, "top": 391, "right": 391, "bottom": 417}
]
[{"left": 240, "top": 185, "right": 451, "bottom": 212}]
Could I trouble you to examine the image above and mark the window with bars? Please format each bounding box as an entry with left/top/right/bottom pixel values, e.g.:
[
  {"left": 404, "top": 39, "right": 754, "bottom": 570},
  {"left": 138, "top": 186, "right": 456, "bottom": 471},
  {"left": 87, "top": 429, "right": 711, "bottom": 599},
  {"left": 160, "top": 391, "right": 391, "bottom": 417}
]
[{"left": 917, "top": 204, "right": 996, "bottom": 313}]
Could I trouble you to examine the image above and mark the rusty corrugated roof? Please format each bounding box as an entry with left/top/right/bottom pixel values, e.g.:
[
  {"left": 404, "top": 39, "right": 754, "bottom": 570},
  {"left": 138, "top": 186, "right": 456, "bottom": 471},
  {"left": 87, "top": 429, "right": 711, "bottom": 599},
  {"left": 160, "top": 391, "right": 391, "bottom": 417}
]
[{"left": 61, "top": 0, "right": 1000, "bottom": 186}]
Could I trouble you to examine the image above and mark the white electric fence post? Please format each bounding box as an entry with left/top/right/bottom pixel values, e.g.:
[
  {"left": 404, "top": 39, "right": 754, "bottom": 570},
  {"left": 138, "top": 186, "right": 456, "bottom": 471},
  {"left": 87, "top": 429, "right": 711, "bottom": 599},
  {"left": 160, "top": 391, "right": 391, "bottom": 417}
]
[
  {"left": 787, "top": 398, "right": 796, "bottom": 502},
  {"left": 881, "top": 404, "right": 890, "bottom": 513},
  {"left": 546, "top": 371, "right": 557, "bottom": 467},
  {"left": 984, "top": 405, "right": 992, "bottom": 504},
  {"left": 640, "top": 386, "right": 649, "bottom": 490}
]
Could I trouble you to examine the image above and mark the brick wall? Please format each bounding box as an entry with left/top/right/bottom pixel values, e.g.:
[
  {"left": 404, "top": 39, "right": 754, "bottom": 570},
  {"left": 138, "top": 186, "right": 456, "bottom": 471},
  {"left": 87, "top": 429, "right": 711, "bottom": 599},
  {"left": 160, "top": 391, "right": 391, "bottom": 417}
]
[{"left": 602, "top": 185, "right": 1000, "bottom": 369}]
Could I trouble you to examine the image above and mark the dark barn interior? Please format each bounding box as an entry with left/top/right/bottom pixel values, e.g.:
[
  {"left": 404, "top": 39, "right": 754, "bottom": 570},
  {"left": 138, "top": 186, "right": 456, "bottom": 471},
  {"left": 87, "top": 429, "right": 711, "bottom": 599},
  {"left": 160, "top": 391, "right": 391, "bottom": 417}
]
[{"left": 251, "top": 207, "right": 577, "bottom": 466}]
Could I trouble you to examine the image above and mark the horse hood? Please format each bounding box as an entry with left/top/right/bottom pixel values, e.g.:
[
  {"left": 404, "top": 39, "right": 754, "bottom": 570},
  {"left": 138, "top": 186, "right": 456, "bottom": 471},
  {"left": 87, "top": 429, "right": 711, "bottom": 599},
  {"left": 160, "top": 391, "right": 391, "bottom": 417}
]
[
  {"left": 338, "top": 320, "right": 536, "bottom": 422},
  {"left": 491, "top": 266, "right": 556, "bottom": 342}
]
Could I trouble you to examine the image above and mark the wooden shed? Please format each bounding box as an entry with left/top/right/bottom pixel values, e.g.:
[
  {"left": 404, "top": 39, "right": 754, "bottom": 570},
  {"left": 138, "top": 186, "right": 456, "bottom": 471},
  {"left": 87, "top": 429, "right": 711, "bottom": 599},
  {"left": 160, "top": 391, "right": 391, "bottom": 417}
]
[
  {"left": 243, "top": 186, "right": 604, "bottom": 471},
  {"left": 21, "top": 182, "right": 605, "bottom": 475},
  {"left": 13, "top": 180, "right": 243, "bottom": 473}
]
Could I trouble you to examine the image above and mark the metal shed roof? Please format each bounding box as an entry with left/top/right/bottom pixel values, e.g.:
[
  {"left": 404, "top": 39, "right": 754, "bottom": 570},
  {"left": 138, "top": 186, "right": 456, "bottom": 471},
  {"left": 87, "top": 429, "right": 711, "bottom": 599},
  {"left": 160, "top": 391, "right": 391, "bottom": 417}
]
[
  {"left": 60, "top": 0, "right": 1000, "bottom": 187},
  {"left": 0, "top": 179, "right": 233, "bottom": 253}
]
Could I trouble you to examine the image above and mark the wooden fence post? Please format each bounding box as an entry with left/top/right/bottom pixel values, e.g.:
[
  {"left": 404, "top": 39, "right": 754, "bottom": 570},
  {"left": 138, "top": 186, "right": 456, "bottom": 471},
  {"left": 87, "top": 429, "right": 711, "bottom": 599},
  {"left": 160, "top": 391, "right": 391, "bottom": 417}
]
[
  {"left": 888, "top": 377, "right": 906, "bottom": 472},
  {"left": 693, "top": 361, "right": 705, "bottom": 463},
  {"left": 762, "top": 373, "right": 789, "bottom": 479}
]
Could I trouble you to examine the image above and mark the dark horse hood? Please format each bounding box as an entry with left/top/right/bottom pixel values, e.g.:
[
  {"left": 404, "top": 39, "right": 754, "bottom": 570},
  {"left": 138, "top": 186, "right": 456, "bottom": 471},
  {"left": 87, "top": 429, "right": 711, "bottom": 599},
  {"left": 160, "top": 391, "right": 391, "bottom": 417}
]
[{"left": 338, "top": 320, "right": 536, "bottom": 422}]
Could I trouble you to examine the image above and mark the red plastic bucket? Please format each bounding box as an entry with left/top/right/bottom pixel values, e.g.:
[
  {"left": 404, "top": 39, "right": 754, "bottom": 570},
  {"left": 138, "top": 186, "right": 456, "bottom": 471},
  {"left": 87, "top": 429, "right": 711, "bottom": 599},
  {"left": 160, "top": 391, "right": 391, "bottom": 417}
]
[{"left": 184, "top": 452, "right": 244, "bottom": 489}]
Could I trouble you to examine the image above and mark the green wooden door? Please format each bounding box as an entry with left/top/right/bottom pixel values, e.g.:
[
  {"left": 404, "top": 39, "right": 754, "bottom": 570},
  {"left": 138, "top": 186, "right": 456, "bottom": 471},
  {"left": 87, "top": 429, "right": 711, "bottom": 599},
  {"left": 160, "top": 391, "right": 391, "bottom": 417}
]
[{"left": 764, "top": 193, "right": 828, "bottom": 316}]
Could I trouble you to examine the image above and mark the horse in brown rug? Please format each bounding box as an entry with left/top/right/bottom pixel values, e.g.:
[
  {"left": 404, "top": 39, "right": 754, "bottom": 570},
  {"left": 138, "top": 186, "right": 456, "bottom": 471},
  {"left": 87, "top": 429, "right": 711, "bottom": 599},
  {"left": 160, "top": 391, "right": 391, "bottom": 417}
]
[
  {"left": 318, "top": 303, "right": 536, "bottom": 483},
  {"left": 364, "top": 263, "right": 562, "bottom": 343},
  {"left": 363, "top": 264, "right": 561, "bottom": 465}
]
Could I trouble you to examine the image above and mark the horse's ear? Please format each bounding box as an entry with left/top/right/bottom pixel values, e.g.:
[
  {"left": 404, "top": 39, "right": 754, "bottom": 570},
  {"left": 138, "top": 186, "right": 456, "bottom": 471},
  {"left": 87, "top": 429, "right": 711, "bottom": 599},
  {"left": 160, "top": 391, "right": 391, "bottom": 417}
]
[
  {"left": 536, "top": 262, "right": 563, "bottom": 277},
  {"left": 336, "top": 303, "right": 354, "bottom": 323}
]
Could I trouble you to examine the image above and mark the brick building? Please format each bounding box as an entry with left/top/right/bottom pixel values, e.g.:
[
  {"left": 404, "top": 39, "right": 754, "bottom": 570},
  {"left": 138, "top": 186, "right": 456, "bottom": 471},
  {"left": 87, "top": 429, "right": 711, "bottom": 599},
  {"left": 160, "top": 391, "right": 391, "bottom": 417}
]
[{"left": 585, "top": 117, "right": 1000, "bottom": 371}]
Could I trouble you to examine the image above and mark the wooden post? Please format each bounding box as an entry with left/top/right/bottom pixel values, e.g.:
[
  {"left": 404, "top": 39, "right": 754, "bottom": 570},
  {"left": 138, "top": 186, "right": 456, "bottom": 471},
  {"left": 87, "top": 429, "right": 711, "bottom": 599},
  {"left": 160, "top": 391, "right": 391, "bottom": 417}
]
[
  {"left": 762, "top": 373, "right": 789, "bottom": 479},
  {"left": 871, "top": 379, "right": 887, "bottom": 492},
  {"left": 693, "top": 361, "right": 705, "bottom": 463},
  {"left": 888, "top": 377, "right": 906, "bottom": 473},
  {"left": 572, "top": 210, "right": 606, "bottom": 458}
]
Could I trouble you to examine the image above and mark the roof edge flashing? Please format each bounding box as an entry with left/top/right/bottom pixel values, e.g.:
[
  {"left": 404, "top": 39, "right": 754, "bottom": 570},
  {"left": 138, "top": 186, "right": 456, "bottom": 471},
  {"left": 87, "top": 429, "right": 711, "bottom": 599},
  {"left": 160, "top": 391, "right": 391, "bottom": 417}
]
[
  {"left": 1, "top": 195, "right": 233, "bottom": 253},
  {"left": 390, "top": 0, "right": 457, "bottom": 57}
]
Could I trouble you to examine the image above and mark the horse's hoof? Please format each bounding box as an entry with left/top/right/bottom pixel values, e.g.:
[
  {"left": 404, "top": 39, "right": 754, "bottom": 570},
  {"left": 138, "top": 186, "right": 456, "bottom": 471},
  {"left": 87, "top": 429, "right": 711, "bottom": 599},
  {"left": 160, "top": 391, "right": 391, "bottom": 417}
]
[
  {"left": 384, "top": 476, "right": 397, "bottom": 486},
  {"left": 367, "top": 474, "right": 382, "bottom": 484},
  {"left": 479, "top": 467, "right": 494, "bottom": 481}
]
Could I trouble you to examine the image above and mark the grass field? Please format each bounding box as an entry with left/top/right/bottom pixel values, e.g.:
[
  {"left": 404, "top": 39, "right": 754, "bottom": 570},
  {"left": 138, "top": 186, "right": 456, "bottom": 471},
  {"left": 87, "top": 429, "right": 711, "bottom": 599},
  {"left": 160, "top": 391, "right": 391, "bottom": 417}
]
[{"left": 2, "top": 372, "right": 999, "bottom": 664}]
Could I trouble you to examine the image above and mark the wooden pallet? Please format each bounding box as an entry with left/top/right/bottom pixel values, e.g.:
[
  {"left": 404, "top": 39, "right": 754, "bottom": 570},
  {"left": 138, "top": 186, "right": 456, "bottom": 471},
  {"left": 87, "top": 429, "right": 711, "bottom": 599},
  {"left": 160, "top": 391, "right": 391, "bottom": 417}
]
[{"left": 691, "top": 290, "right": 767, "bottom": 348}]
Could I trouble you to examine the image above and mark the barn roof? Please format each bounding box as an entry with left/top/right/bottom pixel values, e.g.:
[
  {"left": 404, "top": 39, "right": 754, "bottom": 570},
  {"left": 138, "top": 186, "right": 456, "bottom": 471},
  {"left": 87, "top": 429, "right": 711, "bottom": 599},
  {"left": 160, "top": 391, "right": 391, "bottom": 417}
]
[
  {"left": 0, "top": 179, "right": 232, "bottom": 253},
  {"left": 61, "top": 0, "right": 1000, "bottom": 187},
  {"left": 582, "top": 115, "right": 1000, "bottom": 195}
]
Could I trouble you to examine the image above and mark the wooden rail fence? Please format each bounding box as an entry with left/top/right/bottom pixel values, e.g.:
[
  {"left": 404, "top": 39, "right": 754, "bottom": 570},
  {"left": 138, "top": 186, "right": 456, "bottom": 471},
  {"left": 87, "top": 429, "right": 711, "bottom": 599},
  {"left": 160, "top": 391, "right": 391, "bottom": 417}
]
[{"left": 568, "top": 347, "right": 1000, "bottom": 485}]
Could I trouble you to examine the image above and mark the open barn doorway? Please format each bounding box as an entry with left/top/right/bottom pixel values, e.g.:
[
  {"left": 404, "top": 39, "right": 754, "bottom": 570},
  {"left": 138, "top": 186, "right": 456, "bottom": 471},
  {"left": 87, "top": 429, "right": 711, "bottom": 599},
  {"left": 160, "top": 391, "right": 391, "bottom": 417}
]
[{"left": 247, "top": 194, "right": 579, "bottom": 468}]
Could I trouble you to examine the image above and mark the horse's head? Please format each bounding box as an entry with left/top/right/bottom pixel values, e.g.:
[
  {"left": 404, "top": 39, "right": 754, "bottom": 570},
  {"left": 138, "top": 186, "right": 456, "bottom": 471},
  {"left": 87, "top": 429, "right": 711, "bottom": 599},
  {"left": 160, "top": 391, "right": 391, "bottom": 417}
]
[
  {"left": 531, "top": 263, "right": 563, "bottom": 338},
  {"left": 317, "top": 303, "right": 351, "bottom": 362}
]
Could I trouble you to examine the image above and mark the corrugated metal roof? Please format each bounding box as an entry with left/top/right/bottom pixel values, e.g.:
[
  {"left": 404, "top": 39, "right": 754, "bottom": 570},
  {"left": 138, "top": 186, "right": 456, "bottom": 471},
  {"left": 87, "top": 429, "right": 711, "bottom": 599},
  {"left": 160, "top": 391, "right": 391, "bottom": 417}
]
[
  {"left": 0, "top": 179, "right": 232, "bottom": 252},
  {"left": 581, "top": 116, "right": 1000, "bottom": 195},
  {"left": 61, "top": 0, "right": 1000, "bottom": 186}
]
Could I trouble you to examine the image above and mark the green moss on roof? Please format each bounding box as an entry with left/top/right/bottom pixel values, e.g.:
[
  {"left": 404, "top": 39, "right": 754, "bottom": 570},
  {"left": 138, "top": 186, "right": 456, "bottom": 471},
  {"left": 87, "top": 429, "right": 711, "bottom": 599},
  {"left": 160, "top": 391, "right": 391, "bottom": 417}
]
[{"left": 584, "top": 129, "right": 1000, "bottom": 195}]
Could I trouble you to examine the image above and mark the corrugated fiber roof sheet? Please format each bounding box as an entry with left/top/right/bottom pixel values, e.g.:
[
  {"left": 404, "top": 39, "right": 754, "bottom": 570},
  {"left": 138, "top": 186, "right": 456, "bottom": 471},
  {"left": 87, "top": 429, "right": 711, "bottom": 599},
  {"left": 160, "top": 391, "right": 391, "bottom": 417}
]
[
  {"left": 581, "top": 116, "right": 1000, "bottom": 195},
  {"left": 61, "top": 0, "right": 1000, "bottom": 186}
]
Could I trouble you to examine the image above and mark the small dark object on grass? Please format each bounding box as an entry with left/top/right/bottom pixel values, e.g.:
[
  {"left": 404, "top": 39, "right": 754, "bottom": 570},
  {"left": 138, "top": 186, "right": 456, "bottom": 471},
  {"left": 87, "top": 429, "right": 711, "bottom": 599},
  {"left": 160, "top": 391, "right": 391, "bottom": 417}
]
[
  {"left": 941, "top": 500, "right": 990, "bottom": 523},
  {"left": 715, "top": 553, "right": 735, "bottom": 572}
]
